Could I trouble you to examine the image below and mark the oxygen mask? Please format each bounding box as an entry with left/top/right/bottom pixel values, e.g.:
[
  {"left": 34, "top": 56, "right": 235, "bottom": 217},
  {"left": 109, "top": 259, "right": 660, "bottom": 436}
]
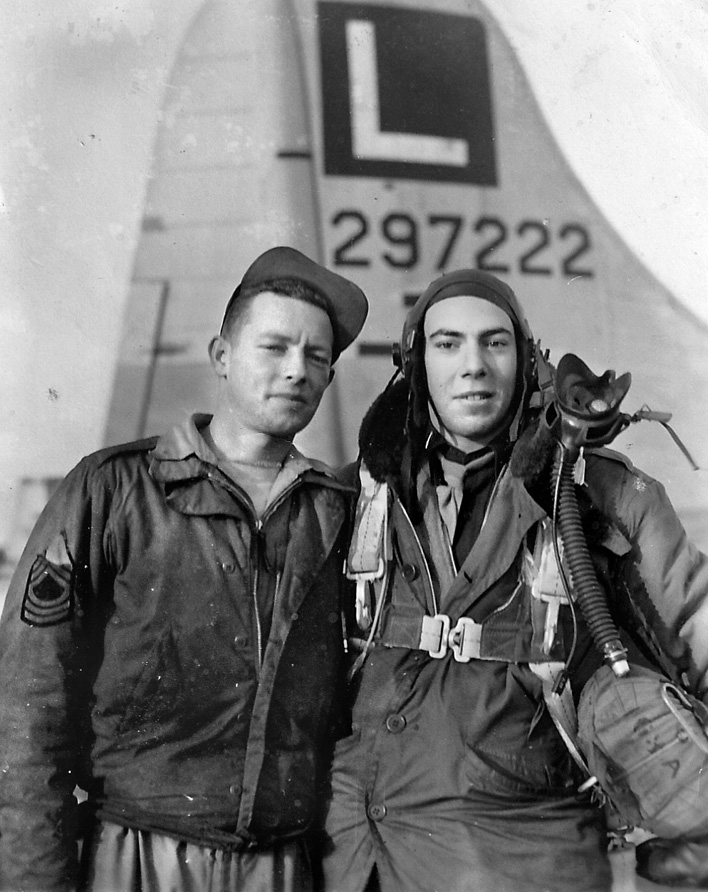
[{"left": 545, "top": 354, "right": 632, "bottom": 458}]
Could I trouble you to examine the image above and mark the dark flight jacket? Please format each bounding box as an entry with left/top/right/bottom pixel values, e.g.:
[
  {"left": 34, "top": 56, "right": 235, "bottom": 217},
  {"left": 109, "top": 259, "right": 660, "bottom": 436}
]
[{"left": 0, "top": 415, "right": 352, "bottom": 892}]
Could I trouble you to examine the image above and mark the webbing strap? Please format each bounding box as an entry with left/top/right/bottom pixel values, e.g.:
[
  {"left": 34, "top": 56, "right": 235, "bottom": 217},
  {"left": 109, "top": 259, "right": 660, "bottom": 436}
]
[
  {"left": 529, "top": 661, "right": 596, "bottom": 790},
  {"left": 347, "top": 466, "right": 388, "bottom": 578},
  {"left": 347, "top": 465, "right": 388, "bottom": 631},
  {"left": 524, "top": 519, "right": 569, "bottom": 655}
]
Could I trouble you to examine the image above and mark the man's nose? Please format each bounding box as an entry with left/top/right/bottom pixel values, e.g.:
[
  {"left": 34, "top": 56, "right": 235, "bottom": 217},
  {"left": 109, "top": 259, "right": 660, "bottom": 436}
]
[
  {"left": 460, "top": 343, "right": 486, "bottom": 376},
  {"left": 283, "top": 348, "right": 307, "bottom": 380}
]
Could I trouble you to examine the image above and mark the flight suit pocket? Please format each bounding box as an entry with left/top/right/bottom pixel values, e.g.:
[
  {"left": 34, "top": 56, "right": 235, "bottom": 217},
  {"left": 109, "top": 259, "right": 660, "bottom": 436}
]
[{"left": 465, "top": 743, "right": 578, "bottom": 799}]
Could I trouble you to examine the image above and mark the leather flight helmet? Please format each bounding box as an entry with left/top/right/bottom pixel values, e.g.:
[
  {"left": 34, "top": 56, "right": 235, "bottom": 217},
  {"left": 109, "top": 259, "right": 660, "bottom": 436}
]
[{"left": 393, "top": 269, "right": 547, "bottom": 441}]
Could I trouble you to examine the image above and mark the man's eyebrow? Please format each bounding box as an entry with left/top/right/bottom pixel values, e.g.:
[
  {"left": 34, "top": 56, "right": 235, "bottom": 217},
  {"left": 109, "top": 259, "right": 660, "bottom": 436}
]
[
  {"left": 257, "top": 330, "right": 332, "bottom": 350},
  {"left": 257, "top": 331, "right": 296, "bottom": 341},
  {"left": 426, "top": 325, "right": 514, "bottom": 339}
]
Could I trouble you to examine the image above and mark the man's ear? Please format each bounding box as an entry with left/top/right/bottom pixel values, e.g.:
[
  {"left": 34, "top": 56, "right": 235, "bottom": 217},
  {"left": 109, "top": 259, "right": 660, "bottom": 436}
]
[{"left": 208, "top": 335, "right": 229, "bottom": 378}]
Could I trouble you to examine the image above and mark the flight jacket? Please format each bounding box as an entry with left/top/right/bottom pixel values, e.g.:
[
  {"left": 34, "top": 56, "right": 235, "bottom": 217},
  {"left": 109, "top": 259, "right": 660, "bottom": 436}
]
[
  {"left": 340, "top": 380, "right": 708, "bottom": 802},
  {"left": 0, "top": 414, "right": 353, "bottom": 892}
]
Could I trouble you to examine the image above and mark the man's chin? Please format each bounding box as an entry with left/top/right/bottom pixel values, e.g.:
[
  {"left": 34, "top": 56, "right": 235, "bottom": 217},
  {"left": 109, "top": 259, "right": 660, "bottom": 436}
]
[
  {"left": 446, "top": 422, "right": 509, "bottom": 451},
  {"left": 265, "top": 411, "right": 316, "bottom": 440},
  {"left": 450, "top": 415, "right": 500, "bottom": 439},
  {"left": 447, "top": 404, "right": 514, "bottom": 443}
]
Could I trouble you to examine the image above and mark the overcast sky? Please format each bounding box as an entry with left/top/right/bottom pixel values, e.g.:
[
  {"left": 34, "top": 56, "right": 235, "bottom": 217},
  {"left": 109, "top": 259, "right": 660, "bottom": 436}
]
[
  {"left": 494, "top": 0, "right": 708, "bottom": 326},
  {"left": 0, "top": 0, "right": 707, "bottom": 543}
]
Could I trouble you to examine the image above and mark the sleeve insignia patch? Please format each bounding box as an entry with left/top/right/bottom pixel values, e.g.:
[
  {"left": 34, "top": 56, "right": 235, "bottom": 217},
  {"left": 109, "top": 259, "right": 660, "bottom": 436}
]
[{"left": 21, "top": 535, "right": 74, "bottom": 627}]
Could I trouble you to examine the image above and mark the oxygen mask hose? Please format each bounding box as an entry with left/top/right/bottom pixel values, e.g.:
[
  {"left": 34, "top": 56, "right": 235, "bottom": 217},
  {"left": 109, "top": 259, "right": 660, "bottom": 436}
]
[
  {"left": 551, "top": 446, "right": 629, "bottom": 677},
  {"left": 549, "top": 354, "right": 631, "bottom": 678}
]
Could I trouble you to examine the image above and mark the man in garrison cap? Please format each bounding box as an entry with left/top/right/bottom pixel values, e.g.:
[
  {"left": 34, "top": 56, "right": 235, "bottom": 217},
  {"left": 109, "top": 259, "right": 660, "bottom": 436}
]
[{"left": 0, "top": 247, "right": 368, "bottom": 892}]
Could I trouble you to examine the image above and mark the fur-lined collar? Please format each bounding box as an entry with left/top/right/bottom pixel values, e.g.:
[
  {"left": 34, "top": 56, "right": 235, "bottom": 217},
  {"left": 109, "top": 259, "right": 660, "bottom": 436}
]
[
  {"left": 358, "top": 379, "right": 409, "bottom": 484},
  {"left": 356, "top": 380, "right": 619, "bottom": 574},
  {"left": 357, "top": 378, "right": 557, "bottom": 490}
]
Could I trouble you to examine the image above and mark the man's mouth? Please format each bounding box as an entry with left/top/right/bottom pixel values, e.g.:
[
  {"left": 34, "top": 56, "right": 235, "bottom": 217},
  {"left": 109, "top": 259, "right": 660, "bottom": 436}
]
[
  {"left": 272, "top": 392, "right": 307, "bottom": 404},
  {"left": 456, "top": 391, "right": 493, "bottom": 402}
]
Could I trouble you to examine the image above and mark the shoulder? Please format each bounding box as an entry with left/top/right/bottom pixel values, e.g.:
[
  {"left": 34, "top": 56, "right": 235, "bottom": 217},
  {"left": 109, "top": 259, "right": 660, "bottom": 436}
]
[
  {"left": 71, "top": 437, "right": 159, "bottom": 477},
  {"left": 291, "top": 455, "right": 358, "bottom": 501},
  {"left": 299, "top": 454, "right": 336, "bottom": 478},
  {"left": 335, "top": 461, "right": 361, "bottom": 491},
  {"left": 89, "top": 436, "right": 159, "bottom": 469},
  {"left": 59, "top": 437, "right": 159, "bottom": 497},
  {"left": 584, "top": 447, "right": 677, "bottom": 541},
  {"left": 586, "top": 446, "right": 660, "bottom": 491}
]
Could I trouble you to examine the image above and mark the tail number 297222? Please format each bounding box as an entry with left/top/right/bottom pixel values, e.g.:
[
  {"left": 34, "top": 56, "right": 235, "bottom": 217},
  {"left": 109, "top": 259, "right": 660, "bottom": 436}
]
[{"left": 331, "top": 209, "right": 593, "bottom": 279}]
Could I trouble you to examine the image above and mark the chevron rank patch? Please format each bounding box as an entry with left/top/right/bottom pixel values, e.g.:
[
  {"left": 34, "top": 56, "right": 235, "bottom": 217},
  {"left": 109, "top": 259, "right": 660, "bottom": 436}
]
[{"left": 21, "top": 534, "right": 74, "bottom": 627}]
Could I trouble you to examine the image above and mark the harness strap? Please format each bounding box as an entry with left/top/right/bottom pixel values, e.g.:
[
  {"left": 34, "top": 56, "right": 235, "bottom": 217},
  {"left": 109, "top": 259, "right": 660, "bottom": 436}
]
[
  {"left": 529, "top": 661, "right": 602, "bottom": 796},
  {"left": 384, "top": 596, "right": 543, "bottom": 662},
  {"left": 346, "top": 465, "right": 388, "bottom": 630},
  {"left": 524, "top": 518, "right": 570, "bottom": 653},
  {"left": 347, "top": 478, "right": 573, "bottom": 664}
]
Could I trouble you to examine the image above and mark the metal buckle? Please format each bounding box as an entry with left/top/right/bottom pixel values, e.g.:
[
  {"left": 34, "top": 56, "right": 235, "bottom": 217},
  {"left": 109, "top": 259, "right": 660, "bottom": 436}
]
[
  {"left": 420, "top": 614, "right": 450, "bottom": 659},
  {"left": 449, "top": 617, "right": 481, "bottom": 662},
  {"left": 420, "top": 615, "right": 481, "bottom": 661}
]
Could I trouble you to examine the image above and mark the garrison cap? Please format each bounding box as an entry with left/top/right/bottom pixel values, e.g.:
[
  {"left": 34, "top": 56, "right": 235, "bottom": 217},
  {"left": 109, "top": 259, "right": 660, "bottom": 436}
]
[{"left": 221, "top": 246, "right": 368, "bottom": 361}]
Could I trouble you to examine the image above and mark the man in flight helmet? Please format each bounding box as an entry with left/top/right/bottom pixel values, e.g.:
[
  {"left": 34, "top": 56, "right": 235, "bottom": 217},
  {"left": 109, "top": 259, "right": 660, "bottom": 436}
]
[{"left": 319, "top": 269, "right": 708, "bottom": 892}]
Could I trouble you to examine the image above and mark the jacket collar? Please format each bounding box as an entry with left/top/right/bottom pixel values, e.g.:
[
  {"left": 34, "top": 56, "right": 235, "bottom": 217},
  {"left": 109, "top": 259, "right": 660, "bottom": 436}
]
[
  {"left": 148, "top": 414, "right": 352, "bottom": 518},
  {"left": 152, "top": 413, "right": 217, "bottom": 465},
  {"left": 150, "top": 413, "right": 343, "bottom": 484}
]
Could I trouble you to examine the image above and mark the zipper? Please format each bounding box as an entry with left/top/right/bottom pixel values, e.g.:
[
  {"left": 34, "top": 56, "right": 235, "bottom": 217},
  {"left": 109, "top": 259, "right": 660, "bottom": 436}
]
[
  {"left": 208, "top": 470, "right": 320, "bottom": 672},
  {"left": 251, "top": 527, "right": 283, "bottom": 674},
  {"left": 394, "top": 496, "right": 439, "bottom": 615},
  {"left": 478, "top": 462, "right": 507, "bottom": 538},
  {"left": 205, "top": 471, "right": 291, "bottom": 667},
  {"left": 439, "top": 515, "right": 457, "bottom": 576},
  {"left": 250, "top": 481, "right": 305, "bottom": 673},
  {"left": 258, "top": 480, "right": 299, "bottom": 526},
  {"left": 482, "top": 578, "right": 524, "bottom": 621},
  {"left": 205, "top": 468, "right": 303, "bottom": 523},
  {"left": 205, "top": 469, "right": 258, "bottom": 517},
  {"left": 273, "top": 571, "right": 282, "bottom": 618},
  {"left": 252, "top": 518, "right": 264, "bottom": 676},
  {"left": 206, "top": 469, "right": 266, "bottom": 675}
]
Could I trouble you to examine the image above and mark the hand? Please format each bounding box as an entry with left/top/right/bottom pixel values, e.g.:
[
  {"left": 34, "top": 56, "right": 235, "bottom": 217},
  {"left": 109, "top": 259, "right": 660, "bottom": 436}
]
[{"left": 636, "top": 836, "right": 708, "bottom": 888}]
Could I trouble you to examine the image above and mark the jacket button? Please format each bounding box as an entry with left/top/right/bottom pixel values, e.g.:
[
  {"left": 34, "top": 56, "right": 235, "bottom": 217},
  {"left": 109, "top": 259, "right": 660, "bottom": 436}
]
[
  {"left": 385, "top": 714, "right": 406, "bottom": 733},
  {"left": 222, "top": 562, "right": 236, "bottom": 574},
  {"left": 400, "top": 563, "right": 418, "bottom": 582},
  {"left": 229, "top": 784, "right": 238, "bottom": 795},
  {"left": 367, "top": 803, "right": 387, "bottom": 822}
]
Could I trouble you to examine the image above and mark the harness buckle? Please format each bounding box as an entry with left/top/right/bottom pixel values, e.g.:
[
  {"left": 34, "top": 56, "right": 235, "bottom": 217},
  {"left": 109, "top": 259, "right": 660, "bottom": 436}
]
[
  {"left": 420, "top": 615, "right": 482, "bottom": 661},
  {"left": 449, "top": 617, "right": 482, "bottom": 662},
  {"left": 420, "top": 614, "right": 450, "bottom": 658}
]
